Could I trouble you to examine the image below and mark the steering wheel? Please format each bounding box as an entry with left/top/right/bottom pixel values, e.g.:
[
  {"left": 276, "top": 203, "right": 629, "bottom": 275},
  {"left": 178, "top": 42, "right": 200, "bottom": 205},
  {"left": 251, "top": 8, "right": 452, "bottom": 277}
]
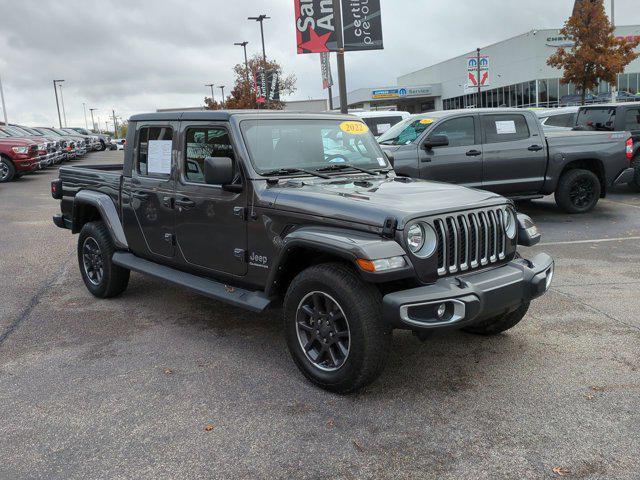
[{"left": 324, "top": 153, "right": 348, "bottom": 163}]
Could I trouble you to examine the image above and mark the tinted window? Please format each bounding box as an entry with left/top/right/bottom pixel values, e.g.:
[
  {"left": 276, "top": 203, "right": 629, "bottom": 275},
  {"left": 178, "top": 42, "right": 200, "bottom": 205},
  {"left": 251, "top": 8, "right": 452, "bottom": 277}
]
[
  {"left": 429, "top": 117, "right": 476, "bottom": 147},
  {"left": 624, "top": 109, "right": 640, "bottom": 131},
  {"left": 362, "top": 116, "right": 404, "bottom": 136},
  {"left": 544, "top": 113, "right": 573, "bottom": 128},
  {"left": 184, "top": 127, "right": 234, "bottom": 183},
  {"left": 482, "top": 114, "right": 530, "bottom": 143},
  {"left": 378, "top": 116, "right": 434, "bottom": 145},
  {"left": 576, "top": 108, "right": 616, "bottom": 131},
  {"left": 137, "top": 126, "right": 173, "bottom": 176}
]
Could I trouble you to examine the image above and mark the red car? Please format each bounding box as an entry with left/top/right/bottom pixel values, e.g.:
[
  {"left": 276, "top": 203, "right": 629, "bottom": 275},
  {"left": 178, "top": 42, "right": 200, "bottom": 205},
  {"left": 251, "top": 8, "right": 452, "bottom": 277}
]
[{"left": 0, "top": 137, "right": 39, "bottom": 182}]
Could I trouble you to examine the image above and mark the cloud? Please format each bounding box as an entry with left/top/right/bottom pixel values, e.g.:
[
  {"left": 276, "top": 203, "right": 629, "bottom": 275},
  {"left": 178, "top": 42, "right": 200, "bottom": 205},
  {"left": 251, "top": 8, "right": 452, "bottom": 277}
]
[{"left": 0, "top": 0, "right": 637, "bottom": 127}]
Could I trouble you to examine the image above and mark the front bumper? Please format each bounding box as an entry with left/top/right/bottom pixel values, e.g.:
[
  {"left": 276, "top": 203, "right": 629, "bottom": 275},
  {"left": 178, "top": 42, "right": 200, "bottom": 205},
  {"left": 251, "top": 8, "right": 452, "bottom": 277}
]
[
  {"left": 383, "top": 253, "right": 554, "bottom": 331},
  {"left": 613, "top": 167, "right": 635, "bottom": 185}
]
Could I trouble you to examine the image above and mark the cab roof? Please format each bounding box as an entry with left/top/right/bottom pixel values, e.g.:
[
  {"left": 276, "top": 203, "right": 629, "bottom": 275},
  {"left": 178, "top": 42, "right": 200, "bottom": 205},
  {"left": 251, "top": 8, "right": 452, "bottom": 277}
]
[{"left": 129, "top": 110, "right": 356, "bottom": 122}]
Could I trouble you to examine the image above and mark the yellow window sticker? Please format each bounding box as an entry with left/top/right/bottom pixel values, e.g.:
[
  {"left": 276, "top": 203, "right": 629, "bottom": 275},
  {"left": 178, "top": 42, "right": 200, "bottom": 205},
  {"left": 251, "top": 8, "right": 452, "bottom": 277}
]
[
  {"left": 419, "top": 118, "right": 434, "bottom": 125},
  {"left": 339, "top": 121, "right": 369, "bottom": 134}
]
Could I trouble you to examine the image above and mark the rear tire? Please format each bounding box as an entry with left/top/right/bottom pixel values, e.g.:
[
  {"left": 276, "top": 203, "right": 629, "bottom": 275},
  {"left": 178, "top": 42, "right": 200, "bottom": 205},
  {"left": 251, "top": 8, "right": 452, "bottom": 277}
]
[
  {"left": 78, "top": 221, "right": 130, "bottom": 298},
  {"left": 463, "top": 302, "right": 530, "bottom": 335},
  {"left": 283, "top": 263, "right": 391, "bottom": 393},
  {"left": 0, "top": 157, "right": 16, "bottom": 183},
  {"left": 628, "top": 158, "right": 640, "bottom": 192},
  {"left": 554, "top": 169, "right": 601, "bottom": 214}
]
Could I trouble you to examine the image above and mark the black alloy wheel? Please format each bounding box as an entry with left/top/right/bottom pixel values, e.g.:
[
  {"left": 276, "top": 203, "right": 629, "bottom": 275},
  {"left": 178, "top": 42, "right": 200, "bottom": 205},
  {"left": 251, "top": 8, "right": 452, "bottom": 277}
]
[
  {"left": 568, "top": 176, "right": 596, "bottom": 209},
  {"left": 296, "top": 291, "right": 351, "bottom": 371},
  {"left": 82, "top": 237, "right": 104, "bottom": 286}
]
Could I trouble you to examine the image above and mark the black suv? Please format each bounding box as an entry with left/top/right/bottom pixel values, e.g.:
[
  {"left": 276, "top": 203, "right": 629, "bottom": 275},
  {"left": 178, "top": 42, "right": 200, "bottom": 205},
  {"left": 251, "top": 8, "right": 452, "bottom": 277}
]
[{"left": 52, "top": 111, "right": 553, "bottom": 392}]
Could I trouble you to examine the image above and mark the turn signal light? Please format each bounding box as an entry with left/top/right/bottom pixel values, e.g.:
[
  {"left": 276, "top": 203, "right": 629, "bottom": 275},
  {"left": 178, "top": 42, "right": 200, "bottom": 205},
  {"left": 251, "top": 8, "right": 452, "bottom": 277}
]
[{"left": 356, "top": 256, "right": 406, "bottom": 273}]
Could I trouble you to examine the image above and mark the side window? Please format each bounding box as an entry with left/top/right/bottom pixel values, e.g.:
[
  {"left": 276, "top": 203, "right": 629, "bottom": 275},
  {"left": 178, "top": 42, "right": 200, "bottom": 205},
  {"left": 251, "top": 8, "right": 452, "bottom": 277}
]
[
  {"left": 624, "top": 109, "right": 640, "bottom": 131},
  {"left": 429, "top": 116, "right": 476, "bottom": 147},
  {"left": 184, "top": 126, "right": 235, "bottom": 184},
  {"left": 137, "top": 126, "right": 173, "bottom": 176},
  {"left": 576, "top": 108, "right": 616, "bottom": 131},
  {"left": 545, "top": 113, "right": 573, "bottom": 128},
  {"left": 482, "top": 114, "right": 530, "bottom": 144}
]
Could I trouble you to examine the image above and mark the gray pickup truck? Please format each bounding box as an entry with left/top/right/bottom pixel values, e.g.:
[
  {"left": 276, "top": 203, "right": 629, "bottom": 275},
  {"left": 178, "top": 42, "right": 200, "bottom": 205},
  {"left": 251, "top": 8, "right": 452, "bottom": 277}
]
[
  {"left": 379, "top": 108, "right": 635, "bottom": 213},
  {"left": 52, "top": 111, "right": 553, "bottom": 393}
]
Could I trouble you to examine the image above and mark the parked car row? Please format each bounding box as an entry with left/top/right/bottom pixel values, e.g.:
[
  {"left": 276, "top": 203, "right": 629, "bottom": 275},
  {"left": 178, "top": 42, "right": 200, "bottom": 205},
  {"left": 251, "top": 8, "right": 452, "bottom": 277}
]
[
  {"left": 0, "top": 124, "right": 114, "bottom": 183},
  {"left": 559, "top": 90, "right": 640, "bottom": 106}
]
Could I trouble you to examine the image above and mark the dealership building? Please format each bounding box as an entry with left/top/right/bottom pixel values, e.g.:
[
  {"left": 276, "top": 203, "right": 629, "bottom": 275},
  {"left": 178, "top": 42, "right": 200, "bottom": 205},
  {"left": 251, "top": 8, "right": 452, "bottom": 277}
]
[{"left": 332, "top": 25, "right": 640, "bottom": 113}]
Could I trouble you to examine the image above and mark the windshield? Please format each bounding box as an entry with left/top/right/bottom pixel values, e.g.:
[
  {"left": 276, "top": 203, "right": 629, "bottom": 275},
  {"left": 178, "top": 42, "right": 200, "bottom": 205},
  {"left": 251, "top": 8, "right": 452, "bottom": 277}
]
[
  {"left": 0, "top": 129, "right": 9, "bottom": 138},
  {"left": 377, "top": 115, "right": 435, "bottom": 145},
  {"left": 240, "top": 119, "right": 389, "bottom": 174}
]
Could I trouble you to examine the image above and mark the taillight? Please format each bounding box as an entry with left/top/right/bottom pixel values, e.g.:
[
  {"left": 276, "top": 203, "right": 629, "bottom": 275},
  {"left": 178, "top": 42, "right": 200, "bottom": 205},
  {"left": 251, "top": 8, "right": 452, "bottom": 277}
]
[
  {"left": 626, "top": 138, "right": 634, "bottom": 161},
  {"left": 51, "top": 179, "right": 62, "bottom": 199}
]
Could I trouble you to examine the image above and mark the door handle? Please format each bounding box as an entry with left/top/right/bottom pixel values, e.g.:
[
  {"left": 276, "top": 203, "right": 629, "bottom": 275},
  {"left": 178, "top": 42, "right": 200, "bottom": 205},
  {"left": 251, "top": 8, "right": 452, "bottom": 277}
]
[
  {"left": 466, "top": 149, "right": 482, "bottom": 157},
  {"left": 528, "top": 145, "right": 544, "bottom": 152},
  {"left": 175, "top": 198, "right": 196, "bottom": 209},
  {"left": 162, "top": 196, "right": 174, "bottom": 208},
  {"left": 420, "top": 157, "right": 432, "bottom": 163}
]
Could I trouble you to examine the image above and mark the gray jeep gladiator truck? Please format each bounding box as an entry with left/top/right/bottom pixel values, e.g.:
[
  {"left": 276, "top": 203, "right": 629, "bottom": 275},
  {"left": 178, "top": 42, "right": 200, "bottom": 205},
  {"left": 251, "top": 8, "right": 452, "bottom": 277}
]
[
  {"left": 378, "top": 108, "right": 634, "bottom": 213},
  {"left": 52, "top": 111, "right": 553, "bottom": 393}
]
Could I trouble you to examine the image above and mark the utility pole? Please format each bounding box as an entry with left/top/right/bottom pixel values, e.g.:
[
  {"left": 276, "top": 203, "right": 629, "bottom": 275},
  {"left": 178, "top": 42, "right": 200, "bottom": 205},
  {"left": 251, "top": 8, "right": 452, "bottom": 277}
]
[
  {"left": 611, "top": 0, "right": 615, "bottom": 27},
  {"left": 112, "top": 109, "right": 118, "bottom": 138},
  {"left": 89, "top": 108, "right": 97, "bottom": 132},
  {"left": 82, "top": 102, "right": 88, "bottom": 129},
  {"left": 0, "top": 73, "right": 8, "bottom": 126},
  {"left": 234, "top": 41, "right": 250, "bottom": 84},
  {"left": 53, "top": 79, "right": 64, "bottom": 128},
  {"left": 476, "top": 48, "right": 482, "bottom": 108},
  {"left": 218, "top": 86, "right": 226, "bottom": 108},
  {"left": 59, "top": 83, "right": 67, "bottom": 127},
  {"left": 205, "top": 83, "right": 215, "bottom": 104},
  {"left": 248, "top": 15, "right": 269, "bottom": 63},
  {"left": 331, "top": 0, "right": 348, "bottom": 114}
]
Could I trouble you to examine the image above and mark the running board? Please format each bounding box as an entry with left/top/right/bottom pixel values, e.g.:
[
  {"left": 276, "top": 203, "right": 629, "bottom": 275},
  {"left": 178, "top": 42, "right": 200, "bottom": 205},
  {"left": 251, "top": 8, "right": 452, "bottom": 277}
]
[{"left": 112, "top": 252, "right": 272, "bottom": 313}]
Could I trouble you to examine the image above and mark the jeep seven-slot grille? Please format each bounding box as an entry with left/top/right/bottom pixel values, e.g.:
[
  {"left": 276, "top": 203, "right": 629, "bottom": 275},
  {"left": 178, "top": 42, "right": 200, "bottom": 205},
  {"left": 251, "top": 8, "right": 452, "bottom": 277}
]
[{"left": 433, "top": 207, "right": 507, "bottom": 276}]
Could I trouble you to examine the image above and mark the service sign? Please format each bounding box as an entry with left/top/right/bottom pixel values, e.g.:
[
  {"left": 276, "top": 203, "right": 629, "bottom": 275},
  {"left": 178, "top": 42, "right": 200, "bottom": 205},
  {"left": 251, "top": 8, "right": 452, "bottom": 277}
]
[
  {"left": 295, "top": 0, "right": 338, "bottom": 54},
  {"left": 342, "top": 0, "right": 383, "bottom": 51}
]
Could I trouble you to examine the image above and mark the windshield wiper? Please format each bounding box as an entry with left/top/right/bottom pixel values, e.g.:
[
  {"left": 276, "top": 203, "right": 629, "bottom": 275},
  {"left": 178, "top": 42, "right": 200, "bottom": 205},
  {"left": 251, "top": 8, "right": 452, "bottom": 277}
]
[
  {"left": 262, "top": 167, "right": 330, "bottom": 179},
  {"left": 316, "top": 163, "right": 380, "bottom": 175}
]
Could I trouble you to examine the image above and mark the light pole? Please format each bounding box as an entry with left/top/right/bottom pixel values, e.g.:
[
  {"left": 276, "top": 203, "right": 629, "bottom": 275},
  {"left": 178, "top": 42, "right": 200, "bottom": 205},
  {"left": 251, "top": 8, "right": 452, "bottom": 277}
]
[
  {"left": 234, "top": 41, "right": 250, "bottom": 84},
  {"left": 0, "top": 73, "right": 8, "bottom": 125},
  {"left": 89, "top": 108, "right": 97, "bottom": 132},
  {"left": 331, "top": 0, "right": 348, "bottom": 113},
  {"left": 248, "top": 15, "right": 269, "bottom": 63},
  {"left": 82, "top": 102, "right": 88, "bottom": 129},
  {"left": 476, "top": 48, "right": 482, "bottom": 108},
  {"left": 205, "top": 83, "right": 216, "bottom": 104},
  {"left": 53, "top": 79, "right": 65, "bottom": 128},
  {"left": 218, "top": 86, "right": 226, "bottom": 108},
  {"left": 58, "top": 83, "right": 68, "bottom": 127},
  {"left": 112, "top": 109, "right": 118, "bottom": 138}
]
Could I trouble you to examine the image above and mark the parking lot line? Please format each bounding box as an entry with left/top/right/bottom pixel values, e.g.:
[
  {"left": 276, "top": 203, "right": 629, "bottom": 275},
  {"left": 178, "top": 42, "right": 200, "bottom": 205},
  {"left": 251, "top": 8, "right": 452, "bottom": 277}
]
[{"left": 539, "top": 236, "right": 640, "bottom": 246}]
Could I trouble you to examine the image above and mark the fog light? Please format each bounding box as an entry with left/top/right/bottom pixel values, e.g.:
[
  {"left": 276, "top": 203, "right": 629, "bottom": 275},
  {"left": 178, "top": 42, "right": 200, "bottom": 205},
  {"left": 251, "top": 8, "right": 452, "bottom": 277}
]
[
  {"left": 545, "top": 264, "right": 554, "bottom": 290},
  {"left": 436, "top": 303, "right": 447, "bottom": 319}
]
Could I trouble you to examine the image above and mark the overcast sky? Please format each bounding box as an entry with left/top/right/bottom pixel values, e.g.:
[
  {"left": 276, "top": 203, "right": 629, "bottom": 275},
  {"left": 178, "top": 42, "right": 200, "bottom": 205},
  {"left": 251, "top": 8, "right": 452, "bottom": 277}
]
[{"left": 0, "top": 0, "right": 638, "bottom": 128}]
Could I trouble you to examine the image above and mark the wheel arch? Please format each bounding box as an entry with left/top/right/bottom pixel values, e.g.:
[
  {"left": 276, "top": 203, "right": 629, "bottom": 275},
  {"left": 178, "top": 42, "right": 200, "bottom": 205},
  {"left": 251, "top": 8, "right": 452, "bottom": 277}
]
[
  {"left": 558, "top": 158, "right": 606, "bottom": 198},
  {"left": 72, "top": 190, "right": 128, "bottom": 249}
]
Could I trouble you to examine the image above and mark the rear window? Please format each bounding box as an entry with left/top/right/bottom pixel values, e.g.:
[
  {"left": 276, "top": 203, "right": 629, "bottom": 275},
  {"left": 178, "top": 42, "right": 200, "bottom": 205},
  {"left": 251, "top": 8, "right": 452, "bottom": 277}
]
[
  {"left": 544, "top": 113, "right": 574, "bottom": 128},
  {"left": 624, "top": 109, "right": 640, "bottom": 131},
  {"left": 362, "top": 116, "right": 404, "bottom": 137},
  {"left": 576, "top": 108, "right": 616, "bottom": 131},
  {"left": 482, "top": 114, "right": 530, "bottom": 143}
]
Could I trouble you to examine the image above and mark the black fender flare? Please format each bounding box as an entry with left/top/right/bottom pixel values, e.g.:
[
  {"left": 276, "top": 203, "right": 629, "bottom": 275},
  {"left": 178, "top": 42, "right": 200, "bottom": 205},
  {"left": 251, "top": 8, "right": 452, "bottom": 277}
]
[
  {"left": 265, "top": 226, "right": 410, "bottom": 296},
  {"left": 72, "top": 190, "right": 129, "bottom": 250}
]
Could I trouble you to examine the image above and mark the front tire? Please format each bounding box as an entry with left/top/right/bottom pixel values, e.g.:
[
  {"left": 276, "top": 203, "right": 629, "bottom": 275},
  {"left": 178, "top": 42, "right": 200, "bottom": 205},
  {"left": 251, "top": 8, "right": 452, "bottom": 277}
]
[
  {"left": 0, "top": 157, "right": 16, "bottom": 183},
  {"left": 78, "top": 221, "right": 130, "bottom": 298},
  {"left": 284, "top": 263, "right": 391, "bottom": 393},
  {"left": 554, "top": 169, "right": 601, "bottom": 214},
  {"left": 463, "top": 302, "right": 530, "bottom": 335}
]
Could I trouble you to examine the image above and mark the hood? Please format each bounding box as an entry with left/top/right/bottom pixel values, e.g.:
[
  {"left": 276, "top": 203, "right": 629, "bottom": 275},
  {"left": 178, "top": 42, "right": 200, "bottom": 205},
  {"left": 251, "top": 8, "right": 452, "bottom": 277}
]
[
  {"left": 262, "top": 175, "right": 507, "bottom": 229},
  {"left": 0, "top": 138, "right": 36, "bottom": 146}
]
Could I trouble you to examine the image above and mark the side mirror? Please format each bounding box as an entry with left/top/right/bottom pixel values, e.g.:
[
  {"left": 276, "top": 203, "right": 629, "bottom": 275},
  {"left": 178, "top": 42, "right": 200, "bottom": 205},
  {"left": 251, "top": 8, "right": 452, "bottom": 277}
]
[
  {"left": 423, "top": 134, "right": 449, "bottom": 149},
  {"left": 204, "top": 156, "right": 234, "bottom": 185},
  {"left": 384, "top": 151, "right": 395, "bottom": 168},
  {"left": 517, "top": 213, "right": 541, "bottom": 247}
]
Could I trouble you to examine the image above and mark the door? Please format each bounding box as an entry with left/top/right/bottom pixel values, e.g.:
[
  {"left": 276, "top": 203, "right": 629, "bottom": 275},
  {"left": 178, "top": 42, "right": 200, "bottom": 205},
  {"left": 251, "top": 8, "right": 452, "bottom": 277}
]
[
  {"left": 126, "top": 124, "right": 176, "bottom": 259},
  {"left": 480, "top": 113, "right": 547, "bottom": 195},
  {"left": 418, "top": 115, "right": 483, "bottom": 188},
  {"left": 173, "top": 122, "right": 248, "bottom": 277}
]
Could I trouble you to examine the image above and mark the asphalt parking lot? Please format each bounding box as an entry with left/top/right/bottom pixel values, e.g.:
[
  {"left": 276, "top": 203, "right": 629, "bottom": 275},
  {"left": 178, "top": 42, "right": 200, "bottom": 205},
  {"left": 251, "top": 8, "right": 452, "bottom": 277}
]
[{"left": 1, "top": 150, "right": 639, "bottom": 480}]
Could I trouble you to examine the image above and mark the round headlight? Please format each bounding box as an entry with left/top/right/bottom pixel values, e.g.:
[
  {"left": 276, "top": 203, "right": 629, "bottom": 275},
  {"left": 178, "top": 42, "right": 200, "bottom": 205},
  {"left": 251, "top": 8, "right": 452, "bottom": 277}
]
[
  {"left": 407, "top": 223, "right": 438, "bottom": 258},
  {"left": 504, "top": 208, "right": 517, "bottom": 239},
  {"left": 407, "top": 224, "right": 424, "bottom": 253}
]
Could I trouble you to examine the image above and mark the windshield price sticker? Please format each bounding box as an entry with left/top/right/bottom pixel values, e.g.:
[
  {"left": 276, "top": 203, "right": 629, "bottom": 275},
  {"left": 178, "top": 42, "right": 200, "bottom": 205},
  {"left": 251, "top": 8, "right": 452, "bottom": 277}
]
[
  {"left": 419, "top": 118, "right": 434, "bottom": 125},
  {"left": 340, "top": 121, "right": 369, "bottom": 134}
]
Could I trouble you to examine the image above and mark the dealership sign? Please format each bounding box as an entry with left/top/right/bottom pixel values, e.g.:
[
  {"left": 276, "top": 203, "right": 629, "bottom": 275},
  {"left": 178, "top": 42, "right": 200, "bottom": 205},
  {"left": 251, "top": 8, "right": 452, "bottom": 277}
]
[
  {"left": 255, "top": 70, "right": 280, "bottom": 103},
  {"left": 320, "top": 52, "right": 333, "bottom": 89},
  {"left": 295, "top": 0, "right": 383, "bottom": 54},
  {"left": 467, "top": 56, "right": 490, "bottom": 89},
  {"left": 371, "top": 86, "right": 433, "bottom": 99}
]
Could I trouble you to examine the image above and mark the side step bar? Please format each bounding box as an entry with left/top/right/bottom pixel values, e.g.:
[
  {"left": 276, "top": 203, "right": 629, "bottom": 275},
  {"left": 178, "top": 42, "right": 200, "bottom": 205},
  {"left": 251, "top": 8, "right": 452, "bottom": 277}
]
[{"left": 112, "top": 252, "right": 272, "bottom": 313}]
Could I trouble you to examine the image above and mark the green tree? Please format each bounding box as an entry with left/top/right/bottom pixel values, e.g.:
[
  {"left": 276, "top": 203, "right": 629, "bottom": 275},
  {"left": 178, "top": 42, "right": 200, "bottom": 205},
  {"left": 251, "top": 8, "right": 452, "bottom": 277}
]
[
  {"left": 205, "top": 54, "right": 296, "bottom": 110},
  {"left": 547, "top": 0, "right": 639, "bottom": 104}
]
